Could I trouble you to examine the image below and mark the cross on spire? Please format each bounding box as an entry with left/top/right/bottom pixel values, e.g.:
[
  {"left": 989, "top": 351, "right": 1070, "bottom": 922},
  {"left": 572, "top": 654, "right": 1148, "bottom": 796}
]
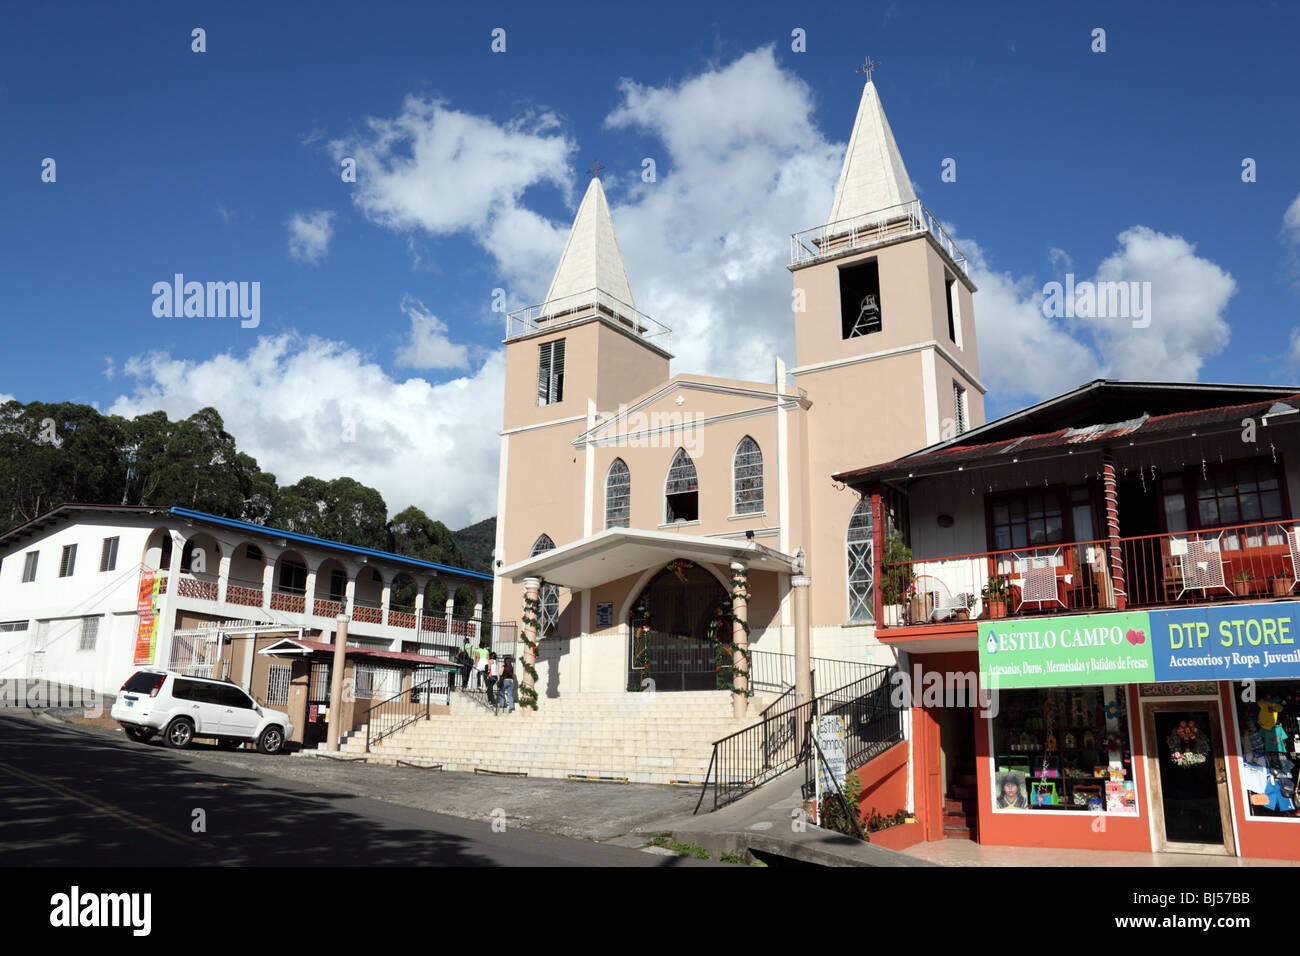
[
  {"left": 856, "top": 56, "right": 882, "bottom": 83},
  {"left": 585, "top": 159, "right": 606, "bottom": 178}
]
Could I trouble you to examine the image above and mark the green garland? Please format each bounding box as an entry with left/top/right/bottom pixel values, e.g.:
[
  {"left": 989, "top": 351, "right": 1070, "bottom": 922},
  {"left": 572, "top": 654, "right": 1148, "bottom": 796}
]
[
  {"left": 517, "top": 592, "right": 542, "bottom": 710},
  {"left": 711, "top": 566, "right": 753, "bottom": 698},
  {"left": 629, "top": 596, "right": 651, "bottom": 691}
]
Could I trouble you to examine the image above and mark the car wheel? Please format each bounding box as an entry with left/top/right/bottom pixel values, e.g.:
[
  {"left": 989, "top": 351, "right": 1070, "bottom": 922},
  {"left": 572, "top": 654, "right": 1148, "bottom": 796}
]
[
  {"left": 165, "top": 718, "right": 194, "bottom": 749},
  {"left": 257, "top": 726, "right": 285, "bottom": 755},
  {"left": 125, "top": 727, "right": 154, "bottom": 743},
  {"left": 219, "top": 739, "right": 243, "bottom": 750}
]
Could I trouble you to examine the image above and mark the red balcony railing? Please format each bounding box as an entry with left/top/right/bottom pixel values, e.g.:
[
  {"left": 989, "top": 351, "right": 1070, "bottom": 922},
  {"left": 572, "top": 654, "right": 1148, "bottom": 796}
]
[
  {"left": 881, "top": 538, "right": 1116, "bottom": 626},
  {"left": 388, "top": 609, "right": 417, "bottom": 629},
  {"left": 880, "top": 518, "right": 1300, "bottom": 628},
  {"left": 1122, "top": 519, "right": 1297, "bottom": 608},
  {"left": 270, "top": 589, "right": 306, "bottom": 613},
  {"left": 313, "top": 597, "right": 345, "bottom": 618},
  {"left": 226, "top": 578, "right": 264, "bottom": 609},
  {"left": 353, "top": 599, "right": 383, "bottom": 625}
]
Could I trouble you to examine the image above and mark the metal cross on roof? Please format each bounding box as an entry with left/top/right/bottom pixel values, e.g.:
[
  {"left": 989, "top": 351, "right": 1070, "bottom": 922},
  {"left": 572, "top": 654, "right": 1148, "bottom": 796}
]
[
  {"left": 856, "top": 56, "right": 882, "bottom": 82},
  {"left": 585, "top": 159, "right": 606, "bottom": 177}
]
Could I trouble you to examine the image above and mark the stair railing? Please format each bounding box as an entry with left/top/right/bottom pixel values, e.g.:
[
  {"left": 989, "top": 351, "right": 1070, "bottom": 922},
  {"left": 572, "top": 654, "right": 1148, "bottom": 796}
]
[{"left": 364, "top": 676, "right": 439, "bottom": 752}]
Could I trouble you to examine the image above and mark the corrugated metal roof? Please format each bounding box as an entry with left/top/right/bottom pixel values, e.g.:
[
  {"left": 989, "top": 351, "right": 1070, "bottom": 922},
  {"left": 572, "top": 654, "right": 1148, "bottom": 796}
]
[{"left": 835, "top": 391, "right": 1300, "bottom": 487}]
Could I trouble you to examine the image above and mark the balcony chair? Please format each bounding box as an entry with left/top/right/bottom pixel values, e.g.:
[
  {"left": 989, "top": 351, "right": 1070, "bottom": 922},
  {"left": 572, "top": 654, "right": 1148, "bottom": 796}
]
[
  {"left": 1287, "top": 528, "right": 1300, "bottom": 594},
  {"left": 1175, "top": 535, "right": 1232, "bottom": 600},
  {"left": 1016, "top": 551, "right": 1066, "bottom": 611}
]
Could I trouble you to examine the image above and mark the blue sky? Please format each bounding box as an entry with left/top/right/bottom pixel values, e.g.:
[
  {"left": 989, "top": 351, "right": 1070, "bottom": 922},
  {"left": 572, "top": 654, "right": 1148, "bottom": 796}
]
[{"left": 3, "top": 0, "right": 1299, "bottom": 526}]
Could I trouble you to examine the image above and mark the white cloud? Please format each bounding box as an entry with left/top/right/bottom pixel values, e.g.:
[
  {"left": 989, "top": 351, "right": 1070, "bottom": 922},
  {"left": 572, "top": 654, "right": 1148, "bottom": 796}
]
[
  {"left": 1082, "top": 226, "right": 1233, "bottom": 380},
  {"left": 1047, "top": 247, "right": 1073, "bottom": 271},
  {"left": 287, "top": 210, "right": 336, "bottom": 264},
  {"left": 107, "top": 335, "right": 503, "bottom": 529},
  {"left": 959, "top": 236, "right": 1103, "bottom": 409},
  {"left": 1284, "top": 192, "right": 1300, "bottom": 244},
  {"left": 394, "top": 295, "right": 470, "bottom": 370},
  {"left": 331, "top": 98, "right": 575, "bottom": 296}
]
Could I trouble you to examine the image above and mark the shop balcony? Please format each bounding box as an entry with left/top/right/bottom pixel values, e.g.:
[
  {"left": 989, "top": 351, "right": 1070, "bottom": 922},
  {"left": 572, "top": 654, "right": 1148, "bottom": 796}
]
[{"left": 878, "top": 518, "right": 1300, "bottom": 628}]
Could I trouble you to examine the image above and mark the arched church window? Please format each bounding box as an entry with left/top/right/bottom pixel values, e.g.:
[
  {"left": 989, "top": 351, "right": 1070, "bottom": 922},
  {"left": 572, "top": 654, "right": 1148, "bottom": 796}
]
[
  {"left": 530, "top": 534, "right": 560, "bottom": 636},
  {"left": 847, "top": 499, "right": 874, "bottom": 623},
  {"left": 605, "top": 459, "right": 630, "bottom": 529},
  {"left": 733, "top": 437, "right": 763, "bottom": 515},
  {"left": 664, "top": 448, "right": 699, "bottom": 523}
]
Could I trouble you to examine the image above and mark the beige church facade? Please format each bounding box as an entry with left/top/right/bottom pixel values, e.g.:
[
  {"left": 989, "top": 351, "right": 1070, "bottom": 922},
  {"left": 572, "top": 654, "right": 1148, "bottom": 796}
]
[{"left": 493, "top": 81, "right": 984, "bottom": 710}]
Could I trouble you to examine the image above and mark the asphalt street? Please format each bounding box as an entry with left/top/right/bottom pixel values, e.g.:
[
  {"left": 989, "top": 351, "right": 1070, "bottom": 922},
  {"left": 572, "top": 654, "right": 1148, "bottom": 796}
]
[{"left": 0, "top": 712, "right": 708, "bottom": 867}]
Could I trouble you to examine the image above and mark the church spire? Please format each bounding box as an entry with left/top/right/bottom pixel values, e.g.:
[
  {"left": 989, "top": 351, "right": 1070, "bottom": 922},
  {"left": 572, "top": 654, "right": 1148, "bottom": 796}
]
[
  {"left": 543, "top": 176, "right": 636, "bottom": 311},
  {"left": 827, "top": 80, "right": 916, "bottom": 224}
]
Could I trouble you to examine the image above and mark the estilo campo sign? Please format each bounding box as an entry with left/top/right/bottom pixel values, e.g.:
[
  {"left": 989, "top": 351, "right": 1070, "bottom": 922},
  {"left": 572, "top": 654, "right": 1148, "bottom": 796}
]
[
  {"left": 978, "top": 612, "right": 1155, "bottom": 689},
  {"left": 980, "top": 601, "right": 1300, "bottom": 689}
]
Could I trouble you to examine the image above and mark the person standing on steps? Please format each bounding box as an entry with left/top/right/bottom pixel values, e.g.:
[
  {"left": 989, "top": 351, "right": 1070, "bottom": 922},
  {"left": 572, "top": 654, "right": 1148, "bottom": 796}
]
[
  {"left": 474, "top": 643, "right": 489, "bottom": 690},
  {"left": 499, "top": 658, "right": 516, "bottom": 714},
  {"left": 485, "top": 652, "right": 500, "bottom": 710}
]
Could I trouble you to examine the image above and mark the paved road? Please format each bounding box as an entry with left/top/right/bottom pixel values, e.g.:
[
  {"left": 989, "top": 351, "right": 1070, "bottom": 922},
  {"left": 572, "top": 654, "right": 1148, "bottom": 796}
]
[{"left": 0, "top": 713, "right": 706, "bottom": 867}]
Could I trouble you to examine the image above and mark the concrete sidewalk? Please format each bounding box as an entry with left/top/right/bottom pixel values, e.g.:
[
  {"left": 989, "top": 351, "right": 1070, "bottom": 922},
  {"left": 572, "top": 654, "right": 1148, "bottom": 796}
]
[{"left": 646, "top": 770, "right": 935, "bottom": 867}]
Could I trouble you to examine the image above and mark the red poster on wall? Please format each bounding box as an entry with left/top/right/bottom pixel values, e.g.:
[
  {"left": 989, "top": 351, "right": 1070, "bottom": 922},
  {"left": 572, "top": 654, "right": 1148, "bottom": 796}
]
[{"left": 134, "top": 571, "right": 159, "bottom": 664}]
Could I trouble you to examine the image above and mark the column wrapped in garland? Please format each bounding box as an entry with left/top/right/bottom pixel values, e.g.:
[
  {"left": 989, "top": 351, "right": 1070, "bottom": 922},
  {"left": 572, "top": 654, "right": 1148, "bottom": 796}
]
[
  {"left": 712, "top": 564, "right": 752, "bottom": 699},
  {"left": 630, "top": 595, "right": 651, "bottom": 691},
  {"left": 518, "top": 589, "right": 541, "bottom": 711}
]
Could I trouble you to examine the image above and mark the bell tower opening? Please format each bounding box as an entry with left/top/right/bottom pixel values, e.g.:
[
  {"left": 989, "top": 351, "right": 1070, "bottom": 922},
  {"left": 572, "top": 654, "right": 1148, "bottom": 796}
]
[{"left": 839, "top": 258, "right": 883, "bottom": 339}]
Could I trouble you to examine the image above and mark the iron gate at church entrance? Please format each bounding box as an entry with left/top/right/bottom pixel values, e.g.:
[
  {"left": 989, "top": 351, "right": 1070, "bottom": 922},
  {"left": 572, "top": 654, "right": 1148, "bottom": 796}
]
[{"left": 629, "top": 561, "right": 732, "bottom": 692}]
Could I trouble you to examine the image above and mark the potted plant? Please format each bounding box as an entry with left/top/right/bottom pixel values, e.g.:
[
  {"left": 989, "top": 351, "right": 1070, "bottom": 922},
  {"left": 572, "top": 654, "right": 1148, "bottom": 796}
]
[
  {"left": 1232, "top": 569, "right": 1254, "bottom": 598},
  {"left": 982, "top": 575, "right": 1011, "bottom": 619},
  {"left": 879, "top": 531, "right": 914, "bottom": 626},
  {"left": 1272, "top": 572, "right": 1293, "bottom": 598}
]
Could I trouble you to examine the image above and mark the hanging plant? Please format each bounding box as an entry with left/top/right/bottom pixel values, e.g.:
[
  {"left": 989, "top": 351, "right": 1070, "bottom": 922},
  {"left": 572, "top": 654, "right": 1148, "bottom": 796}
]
[{"left": 518, "top": 591, "right": 543, "bottom": 710}]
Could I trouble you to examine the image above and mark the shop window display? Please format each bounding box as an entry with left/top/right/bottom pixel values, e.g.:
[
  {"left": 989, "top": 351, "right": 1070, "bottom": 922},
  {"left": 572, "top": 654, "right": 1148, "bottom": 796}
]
[
  {"left": 992, "top": 686, "right": 1136, "bottom": 813},
  {"left": 1233, "top": 680, "right": 1300, "bottom": 817}
]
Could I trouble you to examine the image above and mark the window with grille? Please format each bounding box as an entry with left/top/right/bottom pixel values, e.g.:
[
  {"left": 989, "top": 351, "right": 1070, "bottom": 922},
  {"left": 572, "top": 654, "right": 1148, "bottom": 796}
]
[
  {"left": 22, "top": 552, "right": 38, "bottom": 583},
  {"left": 953, "top": 383, "right": 968, "bottom": 435},
  {"left": 530, "top": 535, "right": 560, "bottom": 636},
  {"left": 266, "top": 664, "right": 291, "bottom": 705},
  {"left": 309, "top": 662, "right": 332, "bottom": 700},
  {"left": 847, "top": 499, "right": 874, "bottom": 622},
  {"left": 329, "top": 570, "right": 347, "bottom": 602},
  {"left": 665, "top": 448, "right": 699, "bottom": 523},
  {"left": 354, "top": 663, "right": 375, "bottom": 700},
  {"left": 59, "top": 544, "right": 77, "bottom": 578},
  {"left": 0, "top": 620, "right": 29, "bottom": 632},
  {"left": 78, "top": 616, "right": 99, "bottom": 651},
  {"left": 733, "top": 437, "right": 763, "bottom": 515},
  {"left": 537, "top": 339, "right": 566, "bottom": 406},
  {"left": 100, "top": 537, "right": 119, "bottom": 572},
  {"left": 605, "top": 459, "right": 630, "bottom": 529},
  {"left": 990, "top": 491, "right": 1067, "bottom": 551}
]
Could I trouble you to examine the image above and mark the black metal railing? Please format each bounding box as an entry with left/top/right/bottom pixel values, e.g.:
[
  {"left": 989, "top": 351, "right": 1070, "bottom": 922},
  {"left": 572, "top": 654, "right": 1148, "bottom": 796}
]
[
  {"left": 364, "top": 676, "right": 438, "bottom": 752},
  {"left": 694, "top": 662, "right": 902, "bottom": 813},
  {"left": 748, "top": 649, "right": 875, "bottom": 698}
]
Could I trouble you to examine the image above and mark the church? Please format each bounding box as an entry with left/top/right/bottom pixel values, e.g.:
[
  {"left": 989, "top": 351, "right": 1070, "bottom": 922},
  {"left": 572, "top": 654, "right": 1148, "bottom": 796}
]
[{"left": 492, "top": 78, "right": 981, "bottom": 712}]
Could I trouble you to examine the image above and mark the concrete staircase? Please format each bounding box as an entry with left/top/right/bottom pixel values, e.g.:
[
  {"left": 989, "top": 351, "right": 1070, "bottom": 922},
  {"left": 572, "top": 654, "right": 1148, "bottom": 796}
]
[{"left": 335, "top": 690, "right": 765, "bottom": 785}]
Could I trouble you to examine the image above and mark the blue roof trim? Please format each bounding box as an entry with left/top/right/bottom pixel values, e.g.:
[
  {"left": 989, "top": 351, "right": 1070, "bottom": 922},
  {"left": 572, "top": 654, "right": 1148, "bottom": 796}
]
[{"left": 168, "top": 507, "right": 493, "bottom": 582}]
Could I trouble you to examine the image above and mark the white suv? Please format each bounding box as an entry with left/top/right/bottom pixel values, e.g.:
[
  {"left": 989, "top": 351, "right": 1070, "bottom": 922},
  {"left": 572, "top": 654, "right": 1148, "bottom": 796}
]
[{"left": 111, "top": 671, "right": 294, "bottom": 754}]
